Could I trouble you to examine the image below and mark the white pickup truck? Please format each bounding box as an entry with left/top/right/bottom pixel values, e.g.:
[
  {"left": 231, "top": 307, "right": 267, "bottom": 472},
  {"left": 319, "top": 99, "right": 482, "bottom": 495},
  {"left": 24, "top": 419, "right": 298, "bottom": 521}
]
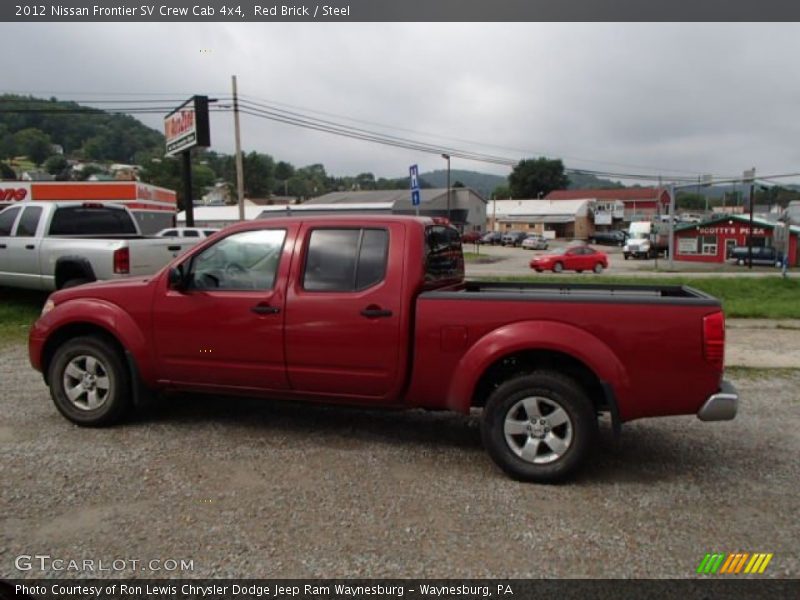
[{"left": 0, "top": 201, "right": 204, "bottom": 290}]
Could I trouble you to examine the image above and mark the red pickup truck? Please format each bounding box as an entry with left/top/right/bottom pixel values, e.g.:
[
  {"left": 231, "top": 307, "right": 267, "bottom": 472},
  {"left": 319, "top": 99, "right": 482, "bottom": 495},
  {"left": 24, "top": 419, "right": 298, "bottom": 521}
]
[{"left": 29, "top": 216, "right": 737, "bottom": 482}]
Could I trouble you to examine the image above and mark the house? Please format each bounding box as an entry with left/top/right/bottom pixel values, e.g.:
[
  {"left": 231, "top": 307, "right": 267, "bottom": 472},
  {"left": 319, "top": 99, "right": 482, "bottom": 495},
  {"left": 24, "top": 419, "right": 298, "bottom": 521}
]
[
  {"left": 488, "top": 198, "right": 623, "bottom": 239},
  {"left": 257, "top": 188, "right": 488, "bottom": 231},
  {"left": 546, "top": 188, "right": 670, "bottom": 222},
  {"left": 674, "top": 214, "right": 800, "bottom": 267}
]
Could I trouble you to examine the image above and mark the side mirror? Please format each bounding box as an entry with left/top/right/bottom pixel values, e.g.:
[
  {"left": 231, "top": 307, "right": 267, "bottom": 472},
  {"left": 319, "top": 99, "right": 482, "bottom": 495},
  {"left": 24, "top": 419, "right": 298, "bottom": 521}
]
[{"left": 167, "top": 266, "right": 187, "bottom": 290}]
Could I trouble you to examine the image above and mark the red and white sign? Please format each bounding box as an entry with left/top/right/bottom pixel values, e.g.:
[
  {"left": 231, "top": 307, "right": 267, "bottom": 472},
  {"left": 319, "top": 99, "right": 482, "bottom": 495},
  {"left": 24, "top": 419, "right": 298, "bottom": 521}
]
[
  {"left": 0, "top": 182, "right": 32, "bottom": 203},
  {"left": 164, "top": 96, "right": 210, "bottom": 156}
]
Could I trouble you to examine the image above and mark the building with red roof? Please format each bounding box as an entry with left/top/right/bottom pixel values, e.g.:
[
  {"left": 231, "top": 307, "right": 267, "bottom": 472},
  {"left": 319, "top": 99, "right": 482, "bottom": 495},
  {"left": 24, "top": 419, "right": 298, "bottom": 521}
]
[{"left": 546, "top": 188, "right": 670, "bottom": 222}]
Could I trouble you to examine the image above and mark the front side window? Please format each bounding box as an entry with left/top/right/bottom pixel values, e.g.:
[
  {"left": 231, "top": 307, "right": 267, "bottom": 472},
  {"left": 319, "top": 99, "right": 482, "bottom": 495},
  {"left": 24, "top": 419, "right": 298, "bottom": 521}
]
[
  {"left": 183, "top": 230, "right": 199, "bottom": 237},
  {"left": 189, "top": 229, "right": 286, "bottom": 291},
  {"left": 303, "top": 228, "right": 389, "bottom": 292}
]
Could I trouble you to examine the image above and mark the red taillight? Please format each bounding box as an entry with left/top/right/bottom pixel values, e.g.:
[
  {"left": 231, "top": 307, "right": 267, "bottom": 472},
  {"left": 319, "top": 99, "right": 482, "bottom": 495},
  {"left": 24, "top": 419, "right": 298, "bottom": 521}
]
[
  {"left": 703, "top": 311, "right": 725, "bottom": 369},
  {"left": 113, "top": 247, "right": 130, "bottom": 274}
]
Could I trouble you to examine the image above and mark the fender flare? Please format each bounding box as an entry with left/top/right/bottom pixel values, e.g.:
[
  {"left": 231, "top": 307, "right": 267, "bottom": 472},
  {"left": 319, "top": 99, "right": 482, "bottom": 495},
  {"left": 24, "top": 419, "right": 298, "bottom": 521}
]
[
  {"left": 54, "top": 256, "right": 96, "bottom": 288},
  {"left": 40, "top": 298, "right": 154, "bottom": 384},
  {"left": 445, "top": 320, "right": 631, "bottom": 415}
]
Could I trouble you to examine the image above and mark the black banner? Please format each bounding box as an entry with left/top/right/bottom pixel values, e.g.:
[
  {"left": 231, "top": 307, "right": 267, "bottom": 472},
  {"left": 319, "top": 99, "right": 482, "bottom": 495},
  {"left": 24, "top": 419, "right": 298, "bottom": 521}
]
[
  {"left": 2, "top": 580, "right": 799, "bottom": 600},
  {"left": 4, "top": 0, "right": 800, "bottom": 22}
]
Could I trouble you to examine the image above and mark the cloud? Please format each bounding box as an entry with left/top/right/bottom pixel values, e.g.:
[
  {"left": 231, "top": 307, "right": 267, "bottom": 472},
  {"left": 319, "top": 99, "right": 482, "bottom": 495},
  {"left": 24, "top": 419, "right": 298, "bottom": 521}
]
[{"left": 4, "top": 22, "right": 800, "bottom": 184}]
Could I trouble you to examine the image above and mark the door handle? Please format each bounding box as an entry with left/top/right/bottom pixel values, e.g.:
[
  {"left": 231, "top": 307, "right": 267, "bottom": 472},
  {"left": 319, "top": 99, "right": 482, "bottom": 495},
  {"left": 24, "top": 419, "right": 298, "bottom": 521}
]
[
  {"left": 360, "top": 307, "right": 393, "bottom": 318},
  {"left": 251, "top": 304, "right": 280, "bottom": 315},
  {"left": 167, "top": 245, "right": 181, "bottom": 252},
  {"left": 25, "top": 245, "right": 35, "bottom": 250}
]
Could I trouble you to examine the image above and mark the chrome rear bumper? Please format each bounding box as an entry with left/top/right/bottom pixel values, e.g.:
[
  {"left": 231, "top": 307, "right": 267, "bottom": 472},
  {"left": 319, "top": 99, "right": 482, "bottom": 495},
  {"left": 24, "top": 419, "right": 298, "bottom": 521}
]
[{"left": 697, "top": 380, "right": 738, "bottom": 421}]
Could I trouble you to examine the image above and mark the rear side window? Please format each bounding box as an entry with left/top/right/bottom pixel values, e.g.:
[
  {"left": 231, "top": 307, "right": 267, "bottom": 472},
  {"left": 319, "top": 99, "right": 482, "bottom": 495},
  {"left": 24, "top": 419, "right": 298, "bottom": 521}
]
[
  {"left": 161, "top": 229, "right": 178, "bottom": 237},
  {"left": 183, "top": 230, "right": 199, "bottom": 237},
  {"left": 303, "top": 228, "right": 388, "bottom": 292},
  {"left": 425, "top": 225, "right": 464, "bottom": 283},
  {"left": 16, "top": 206, "right": 43, "bottom": 237},
  {"left": 49, "top": 206, "right": 138, "bottom": 235},
  {"left": 0, "top": 206, "right": 21, "bottom": 236}
]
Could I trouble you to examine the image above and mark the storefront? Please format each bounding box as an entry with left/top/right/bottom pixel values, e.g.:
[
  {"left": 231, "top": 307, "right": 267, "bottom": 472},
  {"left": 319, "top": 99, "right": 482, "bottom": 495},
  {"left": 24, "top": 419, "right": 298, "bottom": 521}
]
[
  {"left": 0, "top": 181, "right": 177, "bottom": 233},
  {"left": 674, "top": 215, "right": 799, "bottom": 267}
]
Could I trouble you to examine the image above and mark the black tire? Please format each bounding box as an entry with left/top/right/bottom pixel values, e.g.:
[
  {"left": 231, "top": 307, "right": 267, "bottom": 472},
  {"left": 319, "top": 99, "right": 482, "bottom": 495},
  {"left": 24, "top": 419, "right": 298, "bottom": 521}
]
[
  {"left": 47, "top": 336, "right": 132, "bottom": 426},
  {"left": 623, "top": 254, "right": 629, "bottom": 261},
  {"left": 481, "top": 371, "right": 596, "bottom": 483},
  {"left": 60, "top": 278, "right": 91, "bottom": 289},
  {"left": 552, "top": 262, "right": 564, "bottom": 273},
  {"left": 593, "top": 263, "right": 604, "bottom": 274}
]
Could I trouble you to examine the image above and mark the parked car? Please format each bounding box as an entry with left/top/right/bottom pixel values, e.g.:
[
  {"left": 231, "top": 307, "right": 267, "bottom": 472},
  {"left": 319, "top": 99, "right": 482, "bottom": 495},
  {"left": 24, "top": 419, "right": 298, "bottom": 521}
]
[
  {"left": 30, "top": 216, "right": 737, "bottom": 483},
  {"left": 461, "top": 230, "right": 483, "bottom": 244},
  {"left": 530, "top": 245, "right": 609, "bottom": 274},
  {"left": 501, "top": 231, "right": 528, "bottom": 247},
  {"left": 727, "top": 246, "right": 779, "bottom": 266},
  {"left": 0, "top": 201, "right": 202, "bottom": 291},
  {"left": 477, "top": 231, "right": 502, "bottom": 245},
  {"left": 521, "top": 234, "right": 549, "bottom": 250},
  {"left": 156, "top": 227, "right": 220, "bottom": 239},
  {"left": 589, "top": 230, "right": 627, "bottom": 246}
]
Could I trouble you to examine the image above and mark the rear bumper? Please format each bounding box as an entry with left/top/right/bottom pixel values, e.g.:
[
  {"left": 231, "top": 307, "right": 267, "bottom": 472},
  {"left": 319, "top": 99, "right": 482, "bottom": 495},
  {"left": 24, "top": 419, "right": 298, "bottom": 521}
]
[{"left": 697, "top": 380, "right": 738, "bottom": 421}]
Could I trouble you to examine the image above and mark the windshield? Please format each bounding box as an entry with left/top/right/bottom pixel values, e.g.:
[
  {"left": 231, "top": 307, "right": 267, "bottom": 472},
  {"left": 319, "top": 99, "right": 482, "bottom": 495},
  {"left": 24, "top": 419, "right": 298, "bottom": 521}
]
[{"left": 630, "top": 232, "right": 649, "bottom": 240}]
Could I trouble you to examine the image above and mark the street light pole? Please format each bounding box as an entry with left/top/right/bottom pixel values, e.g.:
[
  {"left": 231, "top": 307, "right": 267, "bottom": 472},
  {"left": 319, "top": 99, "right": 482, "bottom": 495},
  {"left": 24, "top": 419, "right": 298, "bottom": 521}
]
[{"left": 441, "top": 153, "right": 451, "bottom": 221}]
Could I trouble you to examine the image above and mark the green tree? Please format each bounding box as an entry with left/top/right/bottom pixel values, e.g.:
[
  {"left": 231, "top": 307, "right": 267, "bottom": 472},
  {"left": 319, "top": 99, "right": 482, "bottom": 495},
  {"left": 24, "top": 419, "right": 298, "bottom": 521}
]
[
  {"left": 242, "top": 151, "right": 275, "bottom": 198},
  {"left": 508, "top": 157, "right": 569, "bottom": 199},
  {"left": 44, "top": 154, "right": 69, "bottom": 176},
  {"left": 676, "top": 192, "right": 707, "bottom": 211},
  {"left": 453, "top": 180, "right": 465, "bottom": 188},
  {"left": 13, "top": 128, "right": 53, "bottom": 165},
  {"left": 492, "top": 184, "right": 512, "bottom": 199},
  {"left": 0, "top": 161, "right": 16, "bottom": 179}
]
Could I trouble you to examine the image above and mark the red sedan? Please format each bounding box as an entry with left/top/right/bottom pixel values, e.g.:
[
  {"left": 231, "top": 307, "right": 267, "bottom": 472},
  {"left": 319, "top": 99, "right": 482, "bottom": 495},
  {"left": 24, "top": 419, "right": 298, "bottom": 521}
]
[{"left": 530, "top": 245, "right": 608, "bottom": 273}]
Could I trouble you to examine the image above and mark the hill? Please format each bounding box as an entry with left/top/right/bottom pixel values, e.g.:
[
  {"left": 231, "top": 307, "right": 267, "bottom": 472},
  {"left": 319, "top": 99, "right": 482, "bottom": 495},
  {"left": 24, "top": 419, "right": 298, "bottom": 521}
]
[
  {"left": 419, "top": 169, "right": 506, "bottom": 198},
  {"left": 0, "top": 95, "right": 164, "bottom": 164}
]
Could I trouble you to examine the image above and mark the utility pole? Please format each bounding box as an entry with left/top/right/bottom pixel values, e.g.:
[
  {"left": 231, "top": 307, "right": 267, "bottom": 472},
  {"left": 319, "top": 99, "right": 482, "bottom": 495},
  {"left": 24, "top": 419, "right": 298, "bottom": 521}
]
[
  {"left": 441, "top": 153, "right": 451, "bottom": 221},
  {"left": 743, "top": 168, "right": 756, "bottom": 269},
  {"left": 232, "top": 75, "right": 245, "bottom": 221},
  {"left": 668, "top": 183, "right": 676, "bottom": 270}
]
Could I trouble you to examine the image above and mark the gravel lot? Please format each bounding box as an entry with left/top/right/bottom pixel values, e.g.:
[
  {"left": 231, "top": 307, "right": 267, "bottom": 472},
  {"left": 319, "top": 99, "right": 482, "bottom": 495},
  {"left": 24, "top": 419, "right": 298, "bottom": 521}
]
[{"left": 1, "top": 341, "right": 798, "bottom": 579}]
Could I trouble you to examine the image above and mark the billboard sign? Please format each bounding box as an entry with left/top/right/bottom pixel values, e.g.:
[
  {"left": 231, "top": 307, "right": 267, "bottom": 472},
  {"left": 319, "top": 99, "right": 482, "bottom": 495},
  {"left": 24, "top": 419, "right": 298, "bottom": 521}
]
[
  {"left": 0, "top": 182, "right": 32, "bottom": 205},
  {"left": 164, "top": 96, "right": 210, "bottom": 156}
]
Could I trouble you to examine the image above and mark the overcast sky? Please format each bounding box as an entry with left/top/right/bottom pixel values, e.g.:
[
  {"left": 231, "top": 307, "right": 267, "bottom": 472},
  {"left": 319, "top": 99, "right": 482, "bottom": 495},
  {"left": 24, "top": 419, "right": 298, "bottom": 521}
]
[{"left": 4, "top": 22, "right": 800, "bottom": 185}]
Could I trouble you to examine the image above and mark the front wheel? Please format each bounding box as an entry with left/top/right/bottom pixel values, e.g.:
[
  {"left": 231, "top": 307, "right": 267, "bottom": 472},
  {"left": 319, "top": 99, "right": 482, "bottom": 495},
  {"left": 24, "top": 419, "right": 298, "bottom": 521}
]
[
  {"left": 593, "top": 263, "right": 604, "bottom": 274},
  {"left": 47, "top": 336, "right": 132, "bottom": 426},
  {"left": 481, "top": 372, "right": 596, "bottom": 483}
]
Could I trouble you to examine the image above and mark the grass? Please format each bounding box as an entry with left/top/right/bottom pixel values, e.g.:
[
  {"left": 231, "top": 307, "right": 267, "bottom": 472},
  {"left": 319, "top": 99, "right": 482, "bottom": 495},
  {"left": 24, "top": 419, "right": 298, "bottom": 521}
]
[
  {"left": 481, "top": 275, "right": 800, "bottom": 319},
  {"left": 463, "top": 252, "right": 501, "bottom": 264},
  {"left": 725, "top": 366, "right": 800, "bottom": 380},
  {"left": 0, "top": 289, "right": 48, "bottom": 346}
]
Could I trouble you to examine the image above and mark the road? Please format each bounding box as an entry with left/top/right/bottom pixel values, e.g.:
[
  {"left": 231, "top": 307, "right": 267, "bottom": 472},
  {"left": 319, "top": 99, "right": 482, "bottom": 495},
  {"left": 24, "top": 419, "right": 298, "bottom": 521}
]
[{"left": 1, "top": 338, "right": 797, "bottom": 579}]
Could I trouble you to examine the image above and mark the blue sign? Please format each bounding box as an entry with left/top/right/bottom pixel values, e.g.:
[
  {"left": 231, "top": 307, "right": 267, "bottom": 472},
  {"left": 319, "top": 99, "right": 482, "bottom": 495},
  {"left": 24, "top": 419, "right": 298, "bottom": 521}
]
[
  {"left": 409, "top": 164, "right": 420, "bottom": 207},
  {"left": 409, "top": 164, "right": 419, "bottom": 190}
]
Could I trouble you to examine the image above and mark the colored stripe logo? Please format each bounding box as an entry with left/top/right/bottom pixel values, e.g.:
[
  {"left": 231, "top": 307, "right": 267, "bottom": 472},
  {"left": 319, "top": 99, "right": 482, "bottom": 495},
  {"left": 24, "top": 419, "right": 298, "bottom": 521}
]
[{"left": 697, "top": 553, "right": 773, "bottom": 574}]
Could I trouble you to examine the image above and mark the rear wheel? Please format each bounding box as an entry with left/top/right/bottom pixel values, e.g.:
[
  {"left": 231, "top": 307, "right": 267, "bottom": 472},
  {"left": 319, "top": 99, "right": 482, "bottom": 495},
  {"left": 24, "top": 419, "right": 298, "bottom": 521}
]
[
  {"left": 552, "top": 262, "right": 564, "bottom": 273},
  {"left": 47, "top": 336, "right": 132, "bottom": 426},
  {"left": 481, "top": 372, "right": 596, "bottom": 483}
]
